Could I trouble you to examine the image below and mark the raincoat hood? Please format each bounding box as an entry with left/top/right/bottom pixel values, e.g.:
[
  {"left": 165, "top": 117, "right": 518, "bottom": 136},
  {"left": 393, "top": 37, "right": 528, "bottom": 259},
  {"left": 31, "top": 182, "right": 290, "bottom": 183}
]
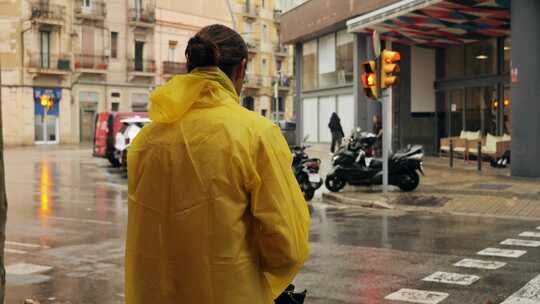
[{"left": 148, "top": 66, "right": 239, "bottom": 123}]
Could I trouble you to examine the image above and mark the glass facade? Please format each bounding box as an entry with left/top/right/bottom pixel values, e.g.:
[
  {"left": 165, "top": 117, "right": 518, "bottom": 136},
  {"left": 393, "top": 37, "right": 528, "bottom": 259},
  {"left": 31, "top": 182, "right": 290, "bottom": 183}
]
[
  {"left": 301, "top": 30, "right": 353, "bottom": 91},
  {"left": 443, "top": 38, "right": 498, "bottom": 79}
]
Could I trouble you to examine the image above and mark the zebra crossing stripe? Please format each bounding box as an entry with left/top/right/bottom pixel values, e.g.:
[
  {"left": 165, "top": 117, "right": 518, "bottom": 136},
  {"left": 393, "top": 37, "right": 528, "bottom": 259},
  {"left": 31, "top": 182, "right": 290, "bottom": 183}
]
[
  {"left": 454, "top": 258, "right": 506, "bottom": 270},
  {"left": 501, "top": 239, "right": 540, "bottom": 247},
  {"left": 519, "top": 231, "right": 540, "bottom": 238},
  {"left": 384, "top": 288, "right": 449, "bottom": 304},
  {"left": 6, "top": 263, "right": 52, "bottom": 275},
  {"left": 5, "top": 241, "right": 41, "bottom": 249},
  {"left": 422, "top": 271, "right": 480, "bottom": 286},
  {"left": 477, "top": 248, "right": 527, "bottom": 258},
  {"left": 501, "top": 274, "right": 540, "bottom": 304},
  {"left": 5, "top": 248, "right": 26, "bottom": 254}
]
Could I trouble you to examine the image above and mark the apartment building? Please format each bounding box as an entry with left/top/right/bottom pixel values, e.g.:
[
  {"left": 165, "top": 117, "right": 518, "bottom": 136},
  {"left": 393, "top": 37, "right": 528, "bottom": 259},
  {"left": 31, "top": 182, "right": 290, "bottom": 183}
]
[
  {"left": 235, "top": 0, "right": 294, "bottom": 121},
  {"left": 0, "top": 0, "right": 233, "bottom": 146}
]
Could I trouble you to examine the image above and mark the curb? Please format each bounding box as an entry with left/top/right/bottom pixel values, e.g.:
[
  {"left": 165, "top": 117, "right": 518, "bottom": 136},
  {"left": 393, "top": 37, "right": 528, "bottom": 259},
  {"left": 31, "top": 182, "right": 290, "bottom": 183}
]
[{"left": 322, "top": 192, "right": 394, "bottom": 210}]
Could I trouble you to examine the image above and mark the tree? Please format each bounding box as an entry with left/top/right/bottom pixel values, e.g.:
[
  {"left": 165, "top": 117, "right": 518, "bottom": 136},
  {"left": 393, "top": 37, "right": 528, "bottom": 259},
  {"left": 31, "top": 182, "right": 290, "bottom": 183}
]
[{"left": 0, "top": 59, "right": 7, "bottom": 302}]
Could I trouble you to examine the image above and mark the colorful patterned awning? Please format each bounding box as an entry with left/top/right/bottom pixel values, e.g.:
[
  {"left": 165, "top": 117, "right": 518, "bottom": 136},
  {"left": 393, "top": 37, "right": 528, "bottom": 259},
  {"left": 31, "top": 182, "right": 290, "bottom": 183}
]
[{"left": 347, "top": 0, "right": 510, "bottom": 47}]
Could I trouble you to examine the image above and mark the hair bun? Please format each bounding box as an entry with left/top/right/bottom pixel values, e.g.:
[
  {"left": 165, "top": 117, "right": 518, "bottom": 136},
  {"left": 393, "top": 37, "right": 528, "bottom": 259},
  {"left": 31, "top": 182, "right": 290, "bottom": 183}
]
[{"left": 186, "top": 35, "right": 220, "bottom": 70}]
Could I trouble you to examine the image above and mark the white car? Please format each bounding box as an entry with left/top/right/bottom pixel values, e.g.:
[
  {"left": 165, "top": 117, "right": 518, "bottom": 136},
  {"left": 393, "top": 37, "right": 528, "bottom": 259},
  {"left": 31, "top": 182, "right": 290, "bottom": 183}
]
[{"left": 114, "top": 116, "right": 151, "bottom": 168}]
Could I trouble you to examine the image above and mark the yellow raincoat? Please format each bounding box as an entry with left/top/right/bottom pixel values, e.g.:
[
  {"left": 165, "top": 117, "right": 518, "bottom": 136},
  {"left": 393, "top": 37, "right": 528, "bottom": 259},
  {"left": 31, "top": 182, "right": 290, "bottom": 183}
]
[{"left": 126, "top": 67, "right": 310, "bottom": 304}]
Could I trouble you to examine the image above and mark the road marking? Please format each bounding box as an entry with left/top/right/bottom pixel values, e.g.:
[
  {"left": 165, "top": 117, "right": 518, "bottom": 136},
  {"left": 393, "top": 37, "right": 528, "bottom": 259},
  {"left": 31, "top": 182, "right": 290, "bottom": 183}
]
[
  {"left": 501, "top": 274, "right": 540, "bottom": 304},
  {"left": 477, "top": 248, "right": 527, "bottom": 258},
  {"left": 48, "top": 216, "right": 114, "bottom": 225},
  {"left": 6, "top": 241, "right": 41, "bottom": 249},
  {"left": 519, "top": 231, "right": 540, "bottom": 238},
  {"left": 385, "top": 289, "right": 449, "bottom": 304},
  {"left": 6, "top": 263, "right": 52, "bottom": 275},
  {"left": 5, "top": 248, "right": 27, "bottom": 254},
  {"left": 501, "top": 239, "right": 540, "bottom": 247},
  {"left": 454, "top": 258, "right": 506, "bottom": 270},
  {"left": 422, "top": 271, "right": 480, "bottom": 286}
]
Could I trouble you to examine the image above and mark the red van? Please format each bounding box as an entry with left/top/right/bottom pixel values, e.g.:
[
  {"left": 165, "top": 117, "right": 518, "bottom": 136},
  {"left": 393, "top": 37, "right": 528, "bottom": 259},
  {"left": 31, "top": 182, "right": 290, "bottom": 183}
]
[{"left": 93, "top": 112, "right": 148, "bottom": 166}]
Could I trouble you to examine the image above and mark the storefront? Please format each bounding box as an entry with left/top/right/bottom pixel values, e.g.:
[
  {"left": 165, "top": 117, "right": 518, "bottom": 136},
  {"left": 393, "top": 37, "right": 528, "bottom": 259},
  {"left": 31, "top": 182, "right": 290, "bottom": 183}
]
[{"left": 34, "top": 88, "right": 62, "bottom": 144}]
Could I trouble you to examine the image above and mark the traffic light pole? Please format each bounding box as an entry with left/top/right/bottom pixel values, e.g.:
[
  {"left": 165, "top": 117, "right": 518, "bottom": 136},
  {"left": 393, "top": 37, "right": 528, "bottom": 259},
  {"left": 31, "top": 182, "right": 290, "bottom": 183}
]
[{"left": 382, "top": 88, "right": 392, "bottom": 193}]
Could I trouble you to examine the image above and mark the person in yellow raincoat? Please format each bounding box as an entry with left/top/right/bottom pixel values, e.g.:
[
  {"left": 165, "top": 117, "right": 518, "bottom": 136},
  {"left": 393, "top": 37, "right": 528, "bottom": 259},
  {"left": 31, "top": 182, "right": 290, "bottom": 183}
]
[{"left": 125, "top": 24, "right": 310, "bottom": 304}]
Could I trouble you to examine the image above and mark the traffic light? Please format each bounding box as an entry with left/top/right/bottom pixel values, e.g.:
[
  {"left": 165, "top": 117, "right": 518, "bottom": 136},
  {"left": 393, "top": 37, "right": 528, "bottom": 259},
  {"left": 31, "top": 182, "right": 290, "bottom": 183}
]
[
  {"left": 381, "top": 50, "right": 400, "bottom": 88},
  {"left": 40, "top": 95, "right": 53, "bottom": 111},
  {"left": 361, "top": 60, "right": 378, "bottom": 99}
]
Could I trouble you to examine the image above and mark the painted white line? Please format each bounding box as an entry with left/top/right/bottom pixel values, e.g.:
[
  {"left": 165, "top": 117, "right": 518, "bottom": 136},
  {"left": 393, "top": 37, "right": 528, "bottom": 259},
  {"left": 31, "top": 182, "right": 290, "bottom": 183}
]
[
  {"left": 384, "top": 289, "right": 449, "bottom": 304},
  {"left": 6, "top": 263, "right": 52, "bottom": 275},
  {"left": 477, "top": 248, "right": 527, "bottom": 258},
  {"left": 501, "top": 274, "right": 540, "bottom": 304},
  {"left": 48, "top": 216, "right": 113, "bottom": 225},
  {"left": 5, "top": 248, "right": 27, "bottom": 254},
  {"left": 454, "top": 258, "right": 506, "bottom": 270},
  {"left": 422, "top": 271, "right": 480, "bottom": 286},
  {"left": 501, "top": 239, "right": 540, "bottom": 247},
  {"left": 519, "top": 231, "right": 540, "bottom": 238},
  {"left": 6, "top": 241, "right": 41, "bottom": 249}
]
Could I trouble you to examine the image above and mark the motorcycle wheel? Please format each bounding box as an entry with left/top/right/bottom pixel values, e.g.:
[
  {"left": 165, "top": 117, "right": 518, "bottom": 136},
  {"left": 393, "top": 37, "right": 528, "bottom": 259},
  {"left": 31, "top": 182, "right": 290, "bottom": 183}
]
[
  {"left": 304, "top": 189, "right": 315, "bottom": 201},
  {"left": 325, "top": 174, "right": 346, "bottom": 192},
  {"left": 398, "top": 171, "right": 420, "bottom": 192}
]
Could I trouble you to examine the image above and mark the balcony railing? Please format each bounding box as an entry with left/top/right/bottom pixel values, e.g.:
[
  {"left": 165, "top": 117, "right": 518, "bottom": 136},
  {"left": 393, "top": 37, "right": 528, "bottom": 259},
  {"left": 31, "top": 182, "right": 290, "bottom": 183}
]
[
  {"left": 74, "top": 54, "right": 108, "bottom": 71},
  {"left": 162, "top": 61, "right": 187, "bottom": 75},
  {"left": 30, "top": 1, "right": 66, "bottom": 24},
  {"left": 245, "top": 37, "right": 260, "bottom": 52},
  {"left": 243, "top": 4, "right": 259, "bottom": 19},
  {"left": 74, "top": 0, "right": 107, "bottom": 20},
  {"left": 128, "top": 7, "right": 156, "bottom": 26},
  {"left": 244, "top": 73, "right": 263, "bottom": 88},
  {"left": 128, "top": 59, "right": 156, "bottom": 74},
  {"left": 273, "top": 9, "right": 282, "bottom": 22},
  {"left": 275, "top": 45, "right": 288, "bottom": 56},
  {"left": 272, "top": 75, "right": 292, "bottom": 89},
  {"left": 27, "top": 53, "right": 71, "bottom": 73}
]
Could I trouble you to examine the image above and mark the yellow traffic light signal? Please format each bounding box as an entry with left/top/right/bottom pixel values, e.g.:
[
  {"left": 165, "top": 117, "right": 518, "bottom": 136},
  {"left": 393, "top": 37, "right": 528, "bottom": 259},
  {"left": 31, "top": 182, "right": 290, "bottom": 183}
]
[
  {"left": 40, "top": 95, "right": 53, "bottom": 111},
  {"left": 361, "top": 60, "right": 378, "bottom": 99},
  {"left": 381, "top": 50, "right": 400, "bottom": 88}
]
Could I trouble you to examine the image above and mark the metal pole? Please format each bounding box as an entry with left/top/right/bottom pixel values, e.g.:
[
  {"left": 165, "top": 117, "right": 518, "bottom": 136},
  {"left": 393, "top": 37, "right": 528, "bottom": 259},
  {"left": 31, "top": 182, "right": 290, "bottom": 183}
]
[
  {"left": 450, "top": 139, "right": 454, "bottom": 168},
  {"left": 382, "top": 41, "right": 392, "bottom": 193},
  {"left": 274, "top": 76, "right": 278, "bottom": 121}
]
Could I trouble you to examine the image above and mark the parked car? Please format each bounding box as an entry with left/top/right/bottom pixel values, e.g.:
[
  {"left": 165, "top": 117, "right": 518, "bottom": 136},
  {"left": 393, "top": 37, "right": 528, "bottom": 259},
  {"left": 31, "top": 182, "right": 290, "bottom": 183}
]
[
  {"left": 93, "top": 112, "right": 149, "bottom": 167},
  {"left": 114, "top": 116, "right": 152, "bottom": 169}
]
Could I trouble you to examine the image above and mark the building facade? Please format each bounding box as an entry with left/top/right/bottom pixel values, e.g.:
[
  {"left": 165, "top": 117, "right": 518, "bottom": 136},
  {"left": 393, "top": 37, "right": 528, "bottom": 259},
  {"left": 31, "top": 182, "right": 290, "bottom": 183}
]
[
  {"left": 0, "top": 0, "right": 233, "bottom": 146},
  {"left": 281, "top": 0, "right": 540, "bottom": 178},
  {"left": 234, "top": 0, "right": 295, "bottom": 120}
]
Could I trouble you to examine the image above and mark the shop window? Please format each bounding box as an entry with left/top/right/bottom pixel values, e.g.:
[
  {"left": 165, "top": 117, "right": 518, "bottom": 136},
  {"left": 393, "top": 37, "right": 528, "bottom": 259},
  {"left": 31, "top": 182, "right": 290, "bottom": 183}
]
[
  {"left": 503, "top": 86, "right": 511, "bottom": 134},
  {"left": 336, "top": 30, "right": 353, "bottom": 85},
  {"left": 318, "top": 33, "right": 336, "bottom": 88},
  {"left": 465, "top": 39, "right": 497, "bottom": 76},
  {"left": 111, "top": 102, "right": 119, "bottom": 112},
  {"left": 302, "top": 39, "right": 317, "bottom": 90}
]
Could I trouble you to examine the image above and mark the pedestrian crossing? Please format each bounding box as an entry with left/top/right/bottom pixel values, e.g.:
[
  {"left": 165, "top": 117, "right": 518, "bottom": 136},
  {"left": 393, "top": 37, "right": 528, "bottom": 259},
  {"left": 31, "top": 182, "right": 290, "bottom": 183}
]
[
  {"left": 384, "top": 223, "right": 540, "bottom": 304},
  {"left": 4, "top": 240, "right": 47, "bottom": 256}
]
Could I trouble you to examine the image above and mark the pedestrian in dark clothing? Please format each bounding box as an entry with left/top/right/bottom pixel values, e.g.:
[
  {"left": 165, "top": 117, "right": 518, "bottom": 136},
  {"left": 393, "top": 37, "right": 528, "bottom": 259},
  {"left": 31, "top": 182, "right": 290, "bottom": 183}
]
[{"left": 329, "top": 112, "right": 345, "bottom": 153}]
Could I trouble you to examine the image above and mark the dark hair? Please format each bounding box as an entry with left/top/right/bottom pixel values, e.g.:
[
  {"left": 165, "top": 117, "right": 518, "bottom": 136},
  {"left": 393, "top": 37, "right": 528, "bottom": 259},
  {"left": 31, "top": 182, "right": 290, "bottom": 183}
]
[{"left": 185, "top": 24, "right": 248, "bottom": 77}]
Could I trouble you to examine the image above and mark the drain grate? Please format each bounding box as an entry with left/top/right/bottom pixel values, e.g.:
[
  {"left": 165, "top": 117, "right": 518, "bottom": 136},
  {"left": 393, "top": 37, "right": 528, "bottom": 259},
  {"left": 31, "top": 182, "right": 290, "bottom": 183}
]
[
  {"left": 392, "top": 195, "right": 451, "bottom": 207},
  {"left": 471, "top": 183, "right": 512, "bottom": 190}
]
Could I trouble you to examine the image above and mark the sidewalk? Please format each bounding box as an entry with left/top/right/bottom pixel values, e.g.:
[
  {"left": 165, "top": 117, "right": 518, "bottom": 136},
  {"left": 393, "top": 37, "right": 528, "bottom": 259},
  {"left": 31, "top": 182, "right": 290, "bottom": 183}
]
[{"left": 306, "top": 144, "right": 540, "bottom": 220}]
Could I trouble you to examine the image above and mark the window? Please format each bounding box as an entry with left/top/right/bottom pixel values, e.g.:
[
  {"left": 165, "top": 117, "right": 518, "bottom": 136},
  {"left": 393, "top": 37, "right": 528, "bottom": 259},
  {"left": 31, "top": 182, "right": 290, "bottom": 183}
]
[
  {"left": 262, "top": 0, "right": 265, "bottom": 8},
  {"left": 135, "top": 41, "right": 144, "bottom": 71},
  {"left": 168, "top": 41, "right": 177, "bottom": 62},
  {"left": 444, "top": 44, "right": 465, "bottom": 79},
  {"left": 503, "top": 37, "right": 511, "bottom": 73},
  {"left": 318, "top": 33, "right": 336, "bottom": 87},
  {"left": 465, "top": 39, "right": 497, "bottom": 76},
  {"left": 111, "top": 32, "right": 118, "bottom": 59},
  {"left": 276, "top": 60, "right": 282, "bottom": 73},
  {"left": 82, "top": 0, "right": 91, "bottom": 8},
  {"left": 262, "top": 24, "right": 268, "bottom": 43},
  {"left": 111, "top": 102, "right": 120, "bottom": 112},
  {"left": 335, "top": 30, "right": 353, "bottom": 85},
  {"left": 40, "top": 31, "right": 50, "bottom": 69},
  {"left": 302, "top": 39, "right": 317, "bottom": 90}
]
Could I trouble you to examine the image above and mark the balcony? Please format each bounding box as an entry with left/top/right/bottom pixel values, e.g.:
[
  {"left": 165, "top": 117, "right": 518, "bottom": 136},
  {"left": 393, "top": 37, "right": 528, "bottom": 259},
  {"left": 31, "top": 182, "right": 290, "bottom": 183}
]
[
  {"left": 162, "top": 61, "right": 187, "bottom": 76},
  {"left": 272, "top": 75, "right": 292, "bottom": 91},
  {"left": 128, "top": 58, "right": 156, "bottom": 80},
  {"left": 74, "top": 0, "right": 107, "bottom": 21},
  {"left": 242, "top": 4, "right": 259, "bottom": 21},
  {"left": 74, "top": 54, "right": 108, "bottom": 74},
  {"left": 128, "top": 7, "right": 156, "bottom": 28},
  {"left": 245, "top": 37, "right": 260, "bottom": 54},
  {"left": 273, "top": 9, "right": 282, "bottom": 23},
  {"left": 30, "top": 1, "right": 66, "bottom": 27},
  {"left": 274, "top": 45, "right": 288, "bottom": 58},
  {"left": 244, "top": 73, "right": 263, "bottom": 89},
  {"left": 27, "top": 53, "right": 71, "bottom": 76}
]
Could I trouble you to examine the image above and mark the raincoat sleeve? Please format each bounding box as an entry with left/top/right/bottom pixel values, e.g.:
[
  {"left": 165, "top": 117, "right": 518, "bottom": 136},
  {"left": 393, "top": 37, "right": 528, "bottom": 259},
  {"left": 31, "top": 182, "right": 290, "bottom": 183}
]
[{"left": 248, "top": 124, "right": 310, "bottom": 299}]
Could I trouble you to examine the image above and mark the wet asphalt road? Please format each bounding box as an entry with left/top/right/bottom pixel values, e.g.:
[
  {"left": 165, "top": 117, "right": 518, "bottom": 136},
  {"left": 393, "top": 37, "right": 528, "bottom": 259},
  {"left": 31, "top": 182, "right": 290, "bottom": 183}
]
[{"left": 3, "top": 147, "right": 540, "bottom": 304}]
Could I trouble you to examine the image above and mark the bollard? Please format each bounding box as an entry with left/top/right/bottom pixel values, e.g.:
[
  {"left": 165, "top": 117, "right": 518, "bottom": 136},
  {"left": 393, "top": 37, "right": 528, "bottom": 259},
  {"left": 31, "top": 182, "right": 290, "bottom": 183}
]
[
  {"left": 477, "top": 141, "right": 482, "bottom": 172},
  {"left": 449, "top": 139, "right": 454, "bottom": 168}
]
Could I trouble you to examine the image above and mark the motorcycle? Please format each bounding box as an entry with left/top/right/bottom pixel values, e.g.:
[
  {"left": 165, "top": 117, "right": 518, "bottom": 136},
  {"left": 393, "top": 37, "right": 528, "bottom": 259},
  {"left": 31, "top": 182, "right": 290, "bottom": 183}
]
[
  {"left": 326, "top": 129, "right": 424, "bottom": 192},
  {"left": 291, "top": 138, "right": 323, "bottom": 201}
]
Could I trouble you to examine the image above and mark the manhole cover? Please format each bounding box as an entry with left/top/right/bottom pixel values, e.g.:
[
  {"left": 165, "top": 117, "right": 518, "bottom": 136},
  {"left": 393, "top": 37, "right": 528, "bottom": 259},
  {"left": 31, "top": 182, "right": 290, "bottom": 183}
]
[
  {"left": 392, "top": 195, "right": 450, "bottom": 207},
  {"left": 471, "top": 183, "right": 512, "bottom": 190}
]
